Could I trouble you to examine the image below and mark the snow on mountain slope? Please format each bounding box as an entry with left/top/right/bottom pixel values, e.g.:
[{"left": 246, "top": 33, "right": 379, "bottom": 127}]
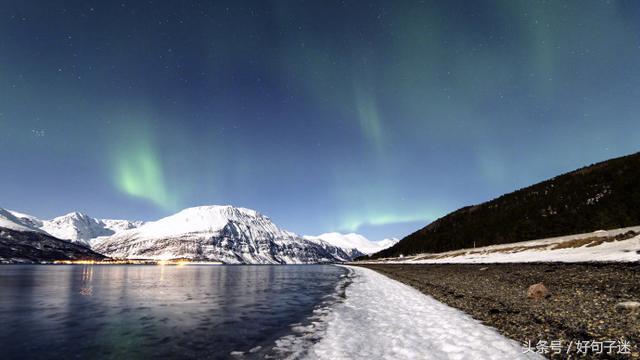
[
  {"left": 1, "top": 208, "right": 108, "bottom": 263},
  {"left": 0, "top": 208, "right": 45, "bottom": 233},
  {"left": 3, "top": 209, "right": 146, "bottom": 245},
  {"left": 91, "top": 205, "right": 353, "bottom": 264},
  {"left": 7, "top": 210, "right": 44, "bottom": 229},
  {"left": 123, "top": 206, "right": 259, "bottom": 238},
  {"left": 375, "top": 238, "right": 399, "bottom": 250},
  {"left": 100, "top": 219, "right": 146, "bottom": 233},
  {"left": 304, "top": 232, "right": 398, "bottom": 255},
  {"left": 41, "top": 212, "right": 115, "bottom": 245}
]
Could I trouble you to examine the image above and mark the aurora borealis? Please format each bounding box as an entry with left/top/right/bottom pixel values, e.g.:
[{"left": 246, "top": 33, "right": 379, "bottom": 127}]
[{"left": 1, "top": 1, "right": 639, "bottom": 240}]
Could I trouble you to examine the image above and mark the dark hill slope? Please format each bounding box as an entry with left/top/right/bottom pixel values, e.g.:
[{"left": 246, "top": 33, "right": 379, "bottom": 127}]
[
  {"left": 0, "top": 227, "right": 106, "bottom": 263},
  {"left": 372, "top": 152, "right": 640, "bottom": 258}
]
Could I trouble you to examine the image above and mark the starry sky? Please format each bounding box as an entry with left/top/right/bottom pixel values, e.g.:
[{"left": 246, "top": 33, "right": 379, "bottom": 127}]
[{"left": 1, "top": 1, "right": 639, "bottom": 240}]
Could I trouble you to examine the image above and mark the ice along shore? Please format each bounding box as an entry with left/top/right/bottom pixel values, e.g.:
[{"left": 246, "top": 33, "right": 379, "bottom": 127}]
[
  {"left": 302, "top": 266, "right": 539, "bottom": 360},
  {"left": 357, "top": 263, "right": 639, "bottom": 359}
]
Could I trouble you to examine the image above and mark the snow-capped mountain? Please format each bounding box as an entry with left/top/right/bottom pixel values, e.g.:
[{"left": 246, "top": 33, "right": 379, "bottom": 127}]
[
  {"left": 6, "top": 210, "right": 145, "bottom": 245},
  {"left": 41, "top": 212, "right": 145, "bottom": 245},
  {"left": 91, "top": 205, "right": 354, "bottom": 264},
  {"left": 304, "top": 232, "right": 399, "bottom": 255},
  {"left": 41, "top": 212, "right": 116, "bottom": 245},
  {"left": 2, "top": 205, "right": 364, "bottom": 264},
  {"left": 0, "top": 208, "right": 106, "bottom": 263}
]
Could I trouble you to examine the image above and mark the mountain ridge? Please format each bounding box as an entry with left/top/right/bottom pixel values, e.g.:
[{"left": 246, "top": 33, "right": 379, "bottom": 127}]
[
  {"left": 90, "top": 205, "right": 354, "bottom": 264},
  {"left": 304, "top": 232, "right": 398, "bottom": 256},
  {"left": 7, "top": 209, "right": 145, "bottom": 245},
  {"left": 371, "top": 151, "right": 640, "bottom": 258},
  {"left": 1, "top": 205, "right": 366, "bottom": 264}
]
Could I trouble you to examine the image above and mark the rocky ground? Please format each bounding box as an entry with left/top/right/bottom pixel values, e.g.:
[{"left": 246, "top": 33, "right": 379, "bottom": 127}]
[{"left": 358, "top": 263, "right": 639, "bottom": 359}]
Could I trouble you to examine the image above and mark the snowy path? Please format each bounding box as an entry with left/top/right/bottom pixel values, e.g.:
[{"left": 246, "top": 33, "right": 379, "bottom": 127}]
[{"left": 307, "top": 266, "right": 540, "bottom": 360}]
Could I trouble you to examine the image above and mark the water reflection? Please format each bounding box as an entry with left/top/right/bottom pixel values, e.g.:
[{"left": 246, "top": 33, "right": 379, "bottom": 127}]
[
  {"left": 0, "top": 265, "right": 345, "bottom": 359},
  {"left": 79, "top": 266, "right": 93, "bottom": 296}
]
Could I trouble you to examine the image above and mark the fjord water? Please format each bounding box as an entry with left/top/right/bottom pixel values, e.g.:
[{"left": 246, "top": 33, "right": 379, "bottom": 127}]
[{"left": 0, "top": 264, "right": 347, "bottom": 359}]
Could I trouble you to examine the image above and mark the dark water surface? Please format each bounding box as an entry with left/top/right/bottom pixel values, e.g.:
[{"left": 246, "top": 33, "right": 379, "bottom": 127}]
[{"left": 0, "top": 265, "right": 347, "bottom": 359}]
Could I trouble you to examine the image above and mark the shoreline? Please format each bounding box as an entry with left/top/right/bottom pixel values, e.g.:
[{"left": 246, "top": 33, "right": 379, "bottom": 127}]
[
  {"left": 357, "top": 262, "right": 639, "bottom": 359},
  {"left": 306, "top": 265, "right": 535, "bottom": 359}
]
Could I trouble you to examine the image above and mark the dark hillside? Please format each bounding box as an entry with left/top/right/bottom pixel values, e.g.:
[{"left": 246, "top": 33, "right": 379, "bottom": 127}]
[
  {"left": 0, "top": 227, "right": 106, "bottom": 263},
  {"left": 371, "top": 152, "right": 640, "bottom": 258}
]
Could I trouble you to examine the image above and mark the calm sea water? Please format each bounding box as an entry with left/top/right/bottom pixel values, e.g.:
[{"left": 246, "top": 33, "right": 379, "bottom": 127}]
[{"left": 0, "top": 265, "right": 348, "bottom": 359}]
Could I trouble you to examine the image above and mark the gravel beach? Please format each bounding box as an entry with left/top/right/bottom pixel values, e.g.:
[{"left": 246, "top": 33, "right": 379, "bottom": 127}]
[{"left": 358, "top": 263, "right": 639, "bottom": 359}]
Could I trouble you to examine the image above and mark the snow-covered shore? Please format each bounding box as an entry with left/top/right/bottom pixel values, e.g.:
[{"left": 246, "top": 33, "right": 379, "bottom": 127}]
[{"left": 305, "top": 266, "right": 540, "bottom": 360}]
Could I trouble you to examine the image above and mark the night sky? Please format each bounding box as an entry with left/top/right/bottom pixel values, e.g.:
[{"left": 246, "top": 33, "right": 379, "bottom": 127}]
[{"left": 1, "top": 1, "right": 639, "bottom": 240}]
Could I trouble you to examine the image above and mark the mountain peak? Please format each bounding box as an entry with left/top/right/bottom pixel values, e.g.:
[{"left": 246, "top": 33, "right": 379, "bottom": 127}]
[
  {"left": 2, "top": 205, "right": 359, "bottom": 264},
  {"left": 91, "top": 205, "right": 352, "bottom": 264},
  {"left": 130, "top": 205, "right": 271, "bottom": 239},
  {"left": 176, "top": 205, "right": 262, "bottom": 219},
  {"left": 304, "top": 232, "right": 398, "bottom": 255},
  {"left": 41, "top": 211, "right": 110, "bottom": 243},
  {"left": 56, "top": 211, "right": 92, "bottom": 222}
]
